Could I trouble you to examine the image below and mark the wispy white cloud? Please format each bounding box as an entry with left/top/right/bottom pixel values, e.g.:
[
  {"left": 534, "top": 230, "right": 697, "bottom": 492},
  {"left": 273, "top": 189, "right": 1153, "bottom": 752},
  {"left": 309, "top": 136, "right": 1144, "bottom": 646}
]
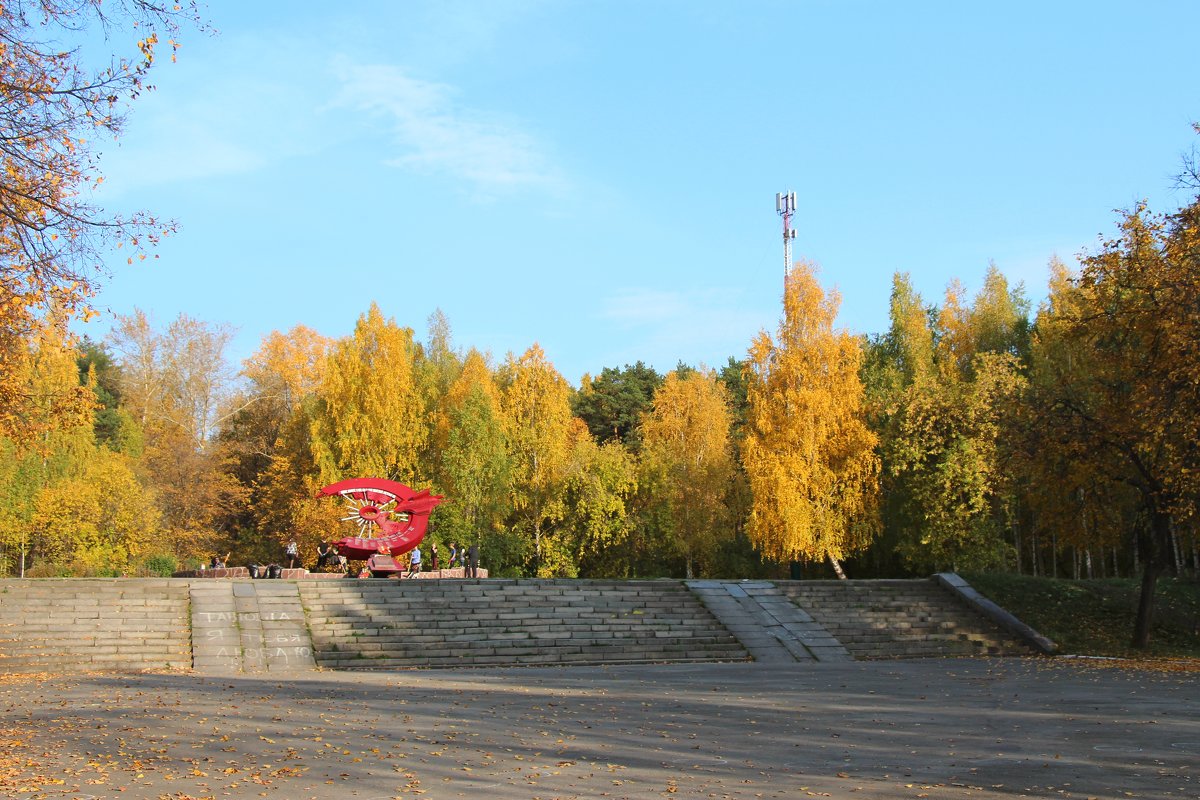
[
  {"left": 597, "top": 287, "right": 768, "bottom": 370},
  {"left": 95, "top": 35, "right": 333, "bottom": 195},
  {"left": 99, "top": 127, "right": 268, "bottom": 192},
  {"left": 600, "top": 289, "right": 693, "bottom": 324},
  {"left": 332, "top": 60, "right": 563, "bottom": 193}
]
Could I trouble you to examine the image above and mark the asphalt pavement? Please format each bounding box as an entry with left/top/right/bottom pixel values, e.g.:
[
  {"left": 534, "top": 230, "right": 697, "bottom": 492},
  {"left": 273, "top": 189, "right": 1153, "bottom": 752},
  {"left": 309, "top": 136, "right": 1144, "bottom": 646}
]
[{"left": 1, "top": 657, "right": 1194, "bottom": 799}]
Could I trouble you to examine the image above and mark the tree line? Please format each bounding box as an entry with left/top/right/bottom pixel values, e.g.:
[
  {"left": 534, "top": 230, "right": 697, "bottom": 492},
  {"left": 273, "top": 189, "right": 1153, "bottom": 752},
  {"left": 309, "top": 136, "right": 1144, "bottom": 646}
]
[
  {"left": 4, "top": 194, "right": 1198, "bottom": 651},
  {"left": 3, "top": 187, "right": 1197, "bottom": 596}
]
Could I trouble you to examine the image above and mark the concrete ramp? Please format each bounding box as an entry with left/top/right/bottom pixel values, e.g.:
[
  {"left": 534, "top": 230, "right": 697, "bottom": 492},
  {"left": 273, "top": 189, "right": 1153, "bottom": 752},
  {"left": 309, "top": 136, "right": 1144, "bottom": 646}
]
[{"left": 686, "top": 580, "right": 852, "bottom": 662}]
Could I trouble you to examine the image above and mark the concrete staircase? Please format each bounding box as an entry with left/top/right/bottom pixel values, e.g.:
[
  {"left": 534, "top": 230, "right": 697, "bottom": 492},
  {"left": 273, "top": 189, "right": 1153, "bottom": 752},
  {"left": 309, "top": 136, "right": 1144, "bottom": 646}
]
[
  {"left": 0, "top": 579, "right": 190, "bottom": 672},
  {"left": 190, "top": 580, "right": 315, "bottom": 674},
  {"left": 778, "top": 578, "right": 1035, "bottom": 659},
  {"left": 0, "top": 576, "right": 1047, "bottom": 674},
  {"left": 297, "top": 579, "right": 750, "bottom": 669}
]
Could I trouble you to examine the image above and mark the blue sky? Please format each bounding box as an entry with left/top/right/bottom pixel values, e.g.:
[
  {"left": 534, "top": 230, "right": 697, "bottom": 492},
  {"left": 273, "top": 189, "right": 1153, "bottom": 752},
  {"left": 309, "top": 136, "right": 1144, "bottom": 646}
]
[{"left": 85, "top": 1, "right": 1200, "bottom": 385}]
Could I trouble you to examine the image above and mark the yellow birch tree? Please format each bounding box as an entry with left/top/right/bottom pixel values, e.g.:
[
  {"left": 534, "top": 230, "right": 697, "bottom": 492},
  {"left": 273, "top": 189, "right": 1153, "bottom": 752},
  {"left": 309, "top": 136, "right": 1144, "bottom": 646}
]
[
  {"left": 434, "top": 351, "right": 511, "bottom": 557},
  {"left": 743, "top": 260, "right": 880, "bottom": 575},
  {"left": 640, "top": 369, "right": 734, "bottom": 578},
  {"left": 222, "top": 325, "right": 331, "bottom": 560},
  {"left": 309, "top": 303, "right": 429, "bottom": 486},
  {"left": 497, "top": 344, "right": 574, "bottom": 575}
]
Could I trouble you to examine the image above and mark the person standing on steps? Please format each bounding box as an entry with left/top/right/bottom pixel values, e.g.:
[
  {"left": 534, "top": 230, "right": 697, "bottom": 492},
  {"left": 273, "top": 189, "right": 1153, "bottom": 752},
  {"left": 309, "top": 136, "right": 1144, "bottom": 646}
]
[
  {"left": 284, "top": 539, "right": 300, "bottom": 570},
  {"left": 447, "top": 542, "right": 459, "bottom": 569},
  {"left": 408, "top": 544, "right": 422, "bottom": 578},
  {"left": 466, "top": 542, "right": 479, "bottom": 579},
  {"left": 429, "top": 542, "right": 439, "bottom": 572}
]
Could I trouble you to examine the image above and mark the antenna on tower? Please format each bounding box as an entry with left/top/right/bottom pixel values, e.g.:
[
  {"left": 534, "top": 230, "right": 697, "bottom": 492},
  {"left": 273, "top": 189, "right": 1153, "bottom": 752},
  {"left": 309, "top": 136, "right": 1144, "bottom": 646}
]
[{"left": 775, "top": 191, "right": 797, "bottom": 280}]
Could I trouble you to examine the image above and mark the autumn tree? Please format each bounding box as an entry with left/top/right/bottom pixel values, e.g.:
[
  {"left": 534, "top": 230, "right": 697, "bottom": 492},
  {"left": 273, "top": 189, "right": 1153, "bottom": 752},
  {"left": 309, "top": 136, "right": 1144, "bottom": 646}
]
[
  {"left": 419, "top": 310, "right": 463, "bottom": 406},
  {"left": 106, "top": 310, "right": 245, "bottom": 559},
  {"left": 889, "top": 351, "right": 1026, "bottom": 572},
  {"left": 864, "top": 267, "right": 1033, "bottom": 575},
  {"left": 253, "top": 309, "right": 432, "bottom": 562},
  {"left": 220, "top": 325, "right": 330, "bottom": 557},
  {"left": 430, "top": 348, "right": 497, "bottom": 480},
  {"left": 0, "top": 321, "right": 93, "bottom": 573},
  {"left": 228, "top": 324, "right": 330, "bottom": 475},
  {"left": 497, "top": 343, "right": 575, "bottom": 575},
  {"left": 859, "top": 274, "right": 936, "bottom": 576},
  {"left": 743, "top": 260, "right": 880, "bottom": 576},
  {"left": 0, "top": 1, "right": 201, "bottom": 440},
  {"left": 1026, "top": 200, "right": 1200, "bottom": 647},
  {"left": 30, "top": 447, "right": 164, "bottom": 575},
  {"left": 559, "top": 437, "right": 638, "bottom": 577},
  {"left": 2, "top": 312, "right": 94, "bottom": 457},
  {"left": 640, "top": 369, "right": 735, "bottom": 578},
  {"left": 251, "top": 394, "right": 340, "bottom": 562},
  {"left": 309, "top": 303, "right": 429, "bottom": 486},
  {"left": 433, "top": 351, "right": 511, "bottom": 559},
  {"left": 0, "top": 323, "right": 165, "bottom": 577},
  {"left": 106, "top": 309, "right": 241, "bottom": 445}
]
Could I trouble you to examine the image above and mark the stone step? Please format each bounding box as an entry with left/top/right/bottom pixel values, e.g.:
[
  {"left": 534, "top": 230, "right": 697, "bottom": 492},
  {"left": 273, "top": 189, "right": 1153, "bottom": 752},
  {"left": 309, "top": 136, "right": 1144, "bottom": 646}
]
[
  {"left": 0, "top": 575, "right": 1037, "bottom": 672},
  {"left": 298, "top": 579, "right": 748, "bottom": 669},
  {"left": 0, "top": 578, "right": 192, "bottom": 673},
  {"left": 778, "top": 578, "right": 1034, "bottom": 659}
]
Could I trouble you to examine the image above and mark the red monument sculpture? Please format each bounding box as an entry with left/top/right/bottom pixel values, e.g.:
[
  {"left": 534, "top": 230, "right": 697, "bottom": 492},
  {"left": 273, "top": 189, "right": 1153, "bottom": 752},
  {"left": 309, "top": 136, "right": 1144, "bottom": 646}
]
[{"left": 317, "top": 477, "right": 445, "bottom": 561}]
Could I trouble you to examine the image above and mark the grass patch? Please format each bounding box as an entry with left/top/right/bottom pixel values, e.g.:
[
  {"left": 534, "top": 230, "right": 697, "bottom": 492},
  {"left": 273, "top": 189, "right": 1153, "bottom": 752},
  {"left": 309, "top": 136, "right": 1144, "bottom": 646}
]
[{"left": 962, "top": 572, "right": 1200, "bottom": 658}]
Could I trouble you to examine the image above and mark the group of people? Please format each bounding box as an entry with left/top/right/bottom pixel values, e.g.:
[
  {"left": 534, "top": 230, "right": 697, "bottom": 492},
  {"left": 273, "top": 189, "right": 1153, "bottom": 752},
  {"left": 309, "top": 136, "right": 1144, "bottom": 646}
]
[
  {"left": 211, "top": 540, "right": 479, "bottom": 578},
  {"left": 445, "top": 541, "right": 480, "bottom": 578},
  {"left": 403, "top": 541, "right": 479, "bottom": 578},
  {"left": 297, "top": 538, "right": 479, "bottom": 578}
]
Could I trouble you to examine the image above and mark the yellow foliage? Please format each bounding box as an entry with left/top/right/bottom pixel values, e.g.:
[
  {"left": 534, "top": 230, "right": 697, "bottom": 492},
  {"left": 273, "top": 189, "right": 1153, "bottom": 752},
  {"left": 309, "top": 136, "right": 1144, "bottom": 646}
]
[
  {"left": 30, "top": 449, "right": 163, "bottom": 573},
  {"left": 640, "top": 369, "right": 734, "bottom": 577},
  {"left": 0, "top": 4, "right": 199, "bottom": 440},
  {"left": 433, "top": 348, "right": 500, "bottom": 456},
  {"left": 498, "top": 344, "right": 575, "bottom": 566},
  {"left": 744, "top": 260, "right": 880, "bottom": 563},
  {"left": 500, "top": 344, "right": 574, "bottom": 507},
  {"left": 1, "top": 317, "right": 94, "bottom": 454},
  {"left": 310, "top": 303, "right": 429, "bottom": 485},
  {"left": 243, "top": 325, "right": 331, "bottom": 413}
]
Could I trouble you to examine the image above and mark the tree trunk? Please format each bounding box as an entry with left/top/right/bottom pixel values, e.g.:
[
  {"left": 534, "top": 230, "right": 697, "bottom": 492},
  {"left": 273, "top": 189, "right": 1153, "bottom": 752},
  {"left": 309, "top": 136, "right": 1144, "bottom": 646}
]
[
  {"left": 1031, "top": 525, "right": 1039, "bottom": 576},
  {"left": 1132, "top": 511, "right": 1172, "bottom": 649},
  {"left": 533, "top": 518, "right": 542, "bottom": 576},
  {"left": 1170, "top": 519, "right": 1182, "bottom": 575},
  {"left": 828, "top": 552, "right": 847, "bottom": 580},
  {"left": 1185, "top": 525, "right": 1195, "bottom": 575},
  {"left": 1132, "top": 560, "right": 1164, "bottom": 648},
  {"left": 1013, "top": 517, "right": 1022, "bottom": 574}
]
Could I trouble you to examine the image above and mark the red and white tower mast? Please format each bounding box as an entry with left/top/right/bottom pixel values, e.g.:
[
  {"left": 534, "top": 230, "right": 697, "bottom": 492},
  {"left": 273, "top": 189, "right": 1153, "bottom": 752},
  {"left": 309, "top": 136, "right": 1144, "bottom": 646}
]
[{"left": 775, "top": 191, "right": 797, "bottom": 280}]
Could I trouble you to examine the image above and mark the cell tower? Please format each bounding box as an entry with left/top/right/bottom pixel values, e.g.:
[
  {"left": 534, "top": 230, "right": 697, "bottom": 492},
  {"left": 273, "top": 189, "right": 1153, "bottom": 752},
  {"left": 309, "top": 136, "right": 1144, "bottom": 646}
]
[{"left": 775, "top": 191, "right": 797, "bottom": 279}]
